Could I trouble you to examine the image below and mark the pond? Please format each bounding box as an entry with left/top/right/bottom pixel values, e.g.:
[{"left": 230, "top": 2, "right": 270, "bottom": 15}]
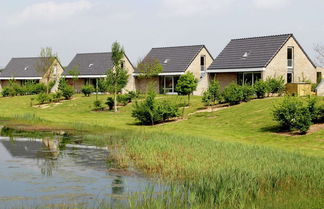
[{"left": 0, "top": 129, "right": 159, "bottom": 208}]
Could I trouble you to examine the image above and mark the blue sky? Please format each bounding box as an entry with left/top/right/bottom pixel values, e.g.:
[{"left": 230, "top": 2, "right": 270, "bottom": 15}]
[{"left": 0, "top": 0, "right": 323, "bottom": 67}]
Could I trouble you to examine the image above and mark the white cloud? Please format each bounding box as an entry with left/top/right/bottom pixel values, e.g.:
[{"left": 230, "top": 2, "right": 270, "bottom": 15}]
[
  {"left": 162, "top": 0, "right": 234, "bottom": 17},
  {"left": 253, "top": 0, "right": 291, "bottom": 10},
  {"left": 12, "top": 0, "right": 92, "bottom": 23}
]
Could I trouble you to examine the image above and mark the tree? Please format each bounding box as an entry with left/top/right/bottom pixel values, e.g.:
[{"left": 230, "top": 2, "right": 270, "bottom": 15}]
[
  {"left": 68, "top": 66, "right": 80, "bottom": 90},
  {"left": 175, "top": 72, "right": 198, "bottom": 106},
  {"left": 136, "top": 58, "right": 163, "bottom": 93},
  {"left": 36, "top": 47, "right": 57, "bottom": 94},
  {"left": 106, "top": 41, "right": 129, "bottom": 112},
  {"left": 314, "top": 44, "right": 324, "bottom": 67},
  {"left": 202, "top": 80, "right": 221, "bottom": 106}
]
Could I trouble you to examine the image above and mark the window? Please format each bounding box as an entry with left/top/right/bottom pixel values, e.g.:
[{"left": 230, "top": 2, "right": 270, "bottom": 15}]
[
  {"left": 164, "top": 59, "right": 170, "bottom": 64},
  {"left": 237, "top": 72, "right": 262, "bottom": 85},
  {"left": 200, "top": 56, "right": 206, "bottom": 71},
  {"left": 317, "top": 72, "right": 322, "bottom": 84},
  {"left": 287, "top": 73, "right": 293, "bottom": 83},
  {"left": 242, "top": 51, "right": 250, "bottom": 59},
  {"left": 89, "top": 64, "right": 94, "bottom": 69},
  {"left": 24, "top": 66, "right": 29, "bottom": 71},
  {"left": 160, "top": 76, "right": 180, "bottom": 94},
  {"left": 287, "top": 47, "right": 294, "bottom": 68},
  {"left": 121, "top": 61, "right": 125, "bottom": 69},
  {"left": 53, "top": 65, "right": 57, "bottom": 76}
]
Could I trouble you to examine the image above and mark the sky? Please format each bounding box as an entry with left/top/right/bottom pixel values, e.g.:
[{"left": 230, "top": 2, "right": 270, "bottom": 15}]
[{"left": 0, "top": 0, "right": 324, "bottom": 68}]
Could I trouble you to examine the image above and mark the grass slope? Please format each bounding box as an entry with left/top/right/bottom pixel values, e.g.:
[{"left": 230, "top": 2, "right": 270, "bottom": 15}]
[
  {"left": 0, "top": 94, "right": 324, "bottom": 208},
  {"left": 0, "top": 94, "right": 323, "bottom": 157}
]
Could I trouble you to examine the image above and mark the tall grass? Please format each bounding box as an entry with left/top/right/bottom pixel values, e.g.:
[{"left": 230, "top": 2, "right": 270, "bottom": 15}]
[{"left": 107, "top": 131, "right": 324, "bottom": 208}]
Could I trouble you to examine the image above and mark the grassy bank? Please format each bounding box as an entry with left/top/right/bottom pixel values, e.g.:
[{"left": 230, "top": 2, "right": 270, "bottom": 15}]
[{"left": 0, "top": 95, "right": 324, "bottom": 208}]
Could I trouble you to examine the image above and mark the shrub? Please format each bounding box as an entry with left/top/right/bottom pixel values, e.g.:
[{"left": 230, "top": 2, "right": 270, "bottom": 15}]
[
  {"left": 222, "top": 83, "right": 244, "bottom": 105},
  {"left": 98, "top": 78, "right": 108, "bottom": 93},
  {"left": 266, "top": 76, "right": 285, "bottom": 95},
  {"left": 127, "top": 91, "right": 140, "bottom": 99},
  {"left": 117, "top": 94, "right": 132, "bottom": 106},
  {"left": 61, "top": 85, "right": 74, "bottom": 100},
  {"left": 93, "top": 100, "right": 104, "bottom": 111},
  {"left": 273, "top": 97, "right": 312, "bottom": 134},
  {"left": 132, "top": 91, "right": 179, "bottom": 125},
  {"left": 52, "top": 91, "right": 62, "bottom": 102},
  {"left": 32, "top": 83, "right": 47, "bottom": 94},
  {"left": 241, "top": 85, "right": 255, "bottom": 102},
  {"left": 311, "top": 83, "right": 317, "bottom": 92},
  {"left": 1, "top": 87, "right": 10, "bottom": 97},
  {"left": 306, "top": 96, "right": 322, "bottom": 122},
  {"left": 36, "top": 93, "right": 51, "bottom": 104},
  {"left": 106, "top": 97, "right": 114, "bottom": 110},
  {"left": 202, "top": 80, "right": 221, "bottom": 106},
  {"left": 254, "top": 80, "right": 268, "bottom": 98},
  {"left": 81, "top": 85, "right": 95, "bottom": 97}
]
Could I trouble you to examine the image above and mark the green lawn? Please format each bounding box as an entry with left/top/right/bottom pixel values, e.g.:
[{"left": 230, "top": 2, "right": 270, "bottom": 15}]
[
  {"left": 0, "top": 94, "right": 323, "bottom": 157},
  {"left": 0, "top": 94, "right": 323, "bottom": 208}
]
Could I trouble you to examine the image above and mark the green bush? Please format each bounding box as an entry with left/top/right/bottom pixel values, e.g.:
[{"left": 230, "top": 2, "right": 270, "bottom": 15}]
[
  {"left": 273, "top": 97, "right": 312, "bottom": 134},
  {"left": 202, "top": 80, "right": 221, "bottom": 106},
  {"left": 106, "top": 97, "right": 114, "bottom": 110},
  {"left": 98, "top": 78, "right": 108, "bottom": 93},
  {"left": 93, "top": 100, "right": 104, "bottom": 111},
  {"left": 32, "top": 83, "right": 47, "bottom": 94},
  {"left": 254, "top": 80, "right": 268, "bottom": 98},
  {"left": 306, "top": 96, "right": 322, "bottom": 122},
  {"left": 52, "top": 91, "right": 62, "bottom": 102},
  {"left": 61, "top": 85, "right": 74, "bottom": 100},
  {"left": 117, "top": 94, "right": 132, "bottom": 106},
  {"left": 1, "top": 87, "right": 10, "bottom": 97},
  {"left": 81, "top": 85, "right": 95, "bottom": 97},
  {"left": 127, "top": 91, "right": 140, "bottom": 99},
  {"left": 132, "top": 91, "right": 179, "bottom": 125},
  {"left": 241, "top": 85, "right": 255, "bottom": 102},
  {"left": 311, "top": 83, "right": 317, "bottom": 92},
  {"left": 222, "top": 83, "right": 244, "bottom": 105},
  {"left": 266, "top": 76, "right": 285, "bottom": 95},
  {"left": 36, "top": 93, "right": 51, "bottom": 104}
]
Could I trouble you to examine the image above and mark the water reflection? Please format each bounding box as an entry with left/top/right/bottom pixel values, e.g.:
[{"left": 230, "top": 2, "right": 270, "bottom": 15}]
[{"left": 0, "top": 127, "right": 161, "bottom": 208}]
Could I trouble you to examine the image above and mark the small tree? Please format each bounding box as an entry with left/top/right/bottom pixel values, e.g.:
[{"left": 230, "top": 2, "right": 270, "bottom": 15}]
[
  {"left": 68, "top": 66, "right": 80, "bottom": 90},
  {"left": 137, "top": 58, "right": 163, "bottom": 93},
  {"left": 202, "top": 80, "right": 221, "bottom": 106},
  {"left": 36, "top": 47, "right": 57, "bottom": 94},
  {"left": 176, "top": 72, "right": 198, "bottom": 105},
  {"left": 106, "top": 41, "right": 129, "bottom": 112}
]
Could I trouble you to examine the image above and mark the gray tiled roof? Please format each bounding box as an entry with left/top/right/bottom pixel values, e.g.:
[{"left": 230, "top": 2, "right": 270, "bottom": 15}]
[
  {"left": 135, "top": 45, "right": 210, "bottom": 73},
  {"left": 0, "top": 57, "right": 49, "bottom": 78},
  {"left": 209, "top": 34, "right": 293, "bottom": 70},
  {"left": 64, "top": 52, "right": 114, "bottom": 75}
]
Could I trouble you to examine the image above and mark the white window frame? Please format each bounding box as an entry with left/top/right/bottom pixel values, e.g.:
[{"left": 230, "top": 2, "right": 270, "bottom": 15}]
[{"left": 200, "top": 55, "right": 206, "bottom": 72}]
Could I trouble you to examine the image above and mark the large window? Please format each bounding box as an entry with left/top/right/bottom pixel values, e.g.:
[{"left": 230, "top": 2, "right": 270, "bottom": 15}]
[
  {"left": 287, "top": 47, "right": 294, "bottom": 68},
  {"left": 237, "top": 72, "right": 262, "bottom": 85},
  {"left": 160, "top": 76, "right": 180, "bottom": 94}
]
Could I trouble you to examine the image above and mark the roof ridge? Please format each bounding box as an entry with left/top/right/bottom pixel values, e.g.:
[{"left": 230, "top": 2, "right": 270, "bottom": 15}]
[
  {"left": 231, "top": 33, "right": 293, "bottom": 41},
  {"left": 76, "top": 52, "right": 112, "bottom": 55},
  {"left": 152, "top": 44, "right": 205, "bottom": 49}
]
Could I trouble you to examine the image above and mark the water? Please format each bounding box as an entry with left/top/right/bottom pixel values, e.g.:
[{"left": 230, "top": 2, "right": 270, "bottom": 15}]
[{"left": 0, "top": 136, "right": 157, "bottom": 208}]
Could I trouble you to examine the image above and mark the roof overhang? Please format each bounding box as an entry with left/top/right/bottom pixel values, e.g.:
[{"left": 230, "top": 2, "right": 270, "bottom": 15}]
[
  {"left": 133, "top": 72, "right": 185, "bottom": 76},
  {"left": 64, "top": 75, "right": 106, "bottom": 78},
  {"left": 0, "top": 77, "right": 42, "bottom": 80},
  {"left": 207, "top": 68, "right": 265, "bottom": 73}
]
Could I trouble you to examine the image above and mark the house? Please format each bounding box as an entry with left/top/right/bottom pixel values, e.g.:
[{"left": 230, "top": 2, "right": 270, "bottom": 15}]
[
  {"left": 64, "top": 52, "right": 135, "bottom": 92},
  {"left": 207, "top": 34, "right": 317, "bottom": 89},
  {"left": 0, "top": 57, "right": 64, "bottom": 92},
  {"left": 133, "top": 45, "right": 214, "bottom": 95}
]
